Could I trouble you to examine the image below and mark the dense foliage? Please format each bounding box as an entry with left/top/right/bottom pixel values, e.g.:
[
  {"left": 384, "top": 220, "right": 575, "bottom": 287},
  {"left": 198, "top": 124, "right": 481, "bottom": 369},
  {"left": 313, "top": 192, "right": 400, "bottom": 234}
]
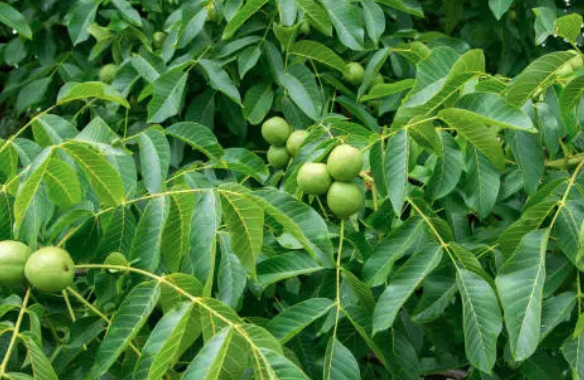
[{"left": 1, "top": 0, "right": 584, "bottom": 379}]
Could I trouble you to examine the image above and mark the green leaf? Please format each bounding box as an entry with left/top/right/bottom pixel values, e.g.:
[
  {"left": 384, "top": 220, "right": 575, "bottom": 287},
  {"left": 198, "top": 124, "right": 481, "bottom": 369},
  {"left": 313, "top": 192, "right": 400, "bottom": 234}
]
[
  {"left": 361, "top": 79, "right": 414, "bottom": 102},
  {"left": 20, "top": 333, "right": 58, "bottom": 380},
  {"left": 267, "top": 298, "right": 334, "bottom": 344},
  {"left": 496, "top": 229, "right": 548, "bottom": 361},
  {"left": 488, "top": 0, "right": 513, "bottom": 20},
  {"left": 439, "top": 108, "right": 505, "bottom": 172},
  {"left": 506, "top": 130, "right": 544, "bottom": 195},
  {"left": 32, "top": 114, "right": 78, "bottom": 147},
  {"left": 13, "top": 150, "right": 51, "bottom": 229},
  {"left": 243, "top": 84, "right": 274, "bottom": 125},
  {"left": 179, "top": 8, "right": 208, "bottom": 49},
  {"left": 290, "top": 40, "right": 347, "bottom": 73},
  {"left": 385, "top": 128, "right": 409, "bottom": 214},
  {"left": 147, "top": 69, "right": 188, "bottom": 123},
  {"left": 67, "top": 0, "right": 99, "bottom": 45},
  {"left": 217, "top": 234, "right": 247, "bottom": 309},
  {"left": 134, "top": 302, "right": 194, "bottom": 380},
  {"left": 166, "top": 122, "right": 224, "bottom": 159},
  {"left": 372, "top": 244, "right": 443, "bottom": 333},
  {"left": 223, "top": 0, "right": 270, "bottom": 39},
  {"left": 129, "top": 197, "right": 168, "bottom": 272},
  {"left": 260, "top": 348, "right": 311, "bottom": 379},
  {"left": 182, "top": 327, "right": 234, "bottom": 380},
  {"left": 358, "top": 47, "right": 391, "bottom": 99},
  {"left": 0, "top": 2, "right": 32, "bottom": 39},
  {"left": 506, "top": 51, "right": 578, "bottom": 107},
  {"left": 277, "top": 0, "right": 297, "bottom": 26},
  {"left": 16, "top": 77, "right": 52, "bottom": 113},
  {"left": 457, "top": 269, "right": 502, "bottom": 373},
  {"left": 374, "top": 0, "right": 423, "bottom": 18},
  {"left": 280, "top": 73, "right": 318, "bottom": 120},
  {"left": 111, "top": 0, "right": 142, "bottom": 27},
  {"left": 253, "top": 187, "right": 334, "bottom": 265},
  {"left": 257, "top": 251, "right": 322, "bottom": 286},
  {"left": 323, "top": 337, "right": 362, "bottom": 380},
  {"left": 161, "top": 192, "right": 195, "bottom": 272},
  {"left": 562, "top": 334, "right": 584, "bottom": 380},
  {"left": 199, "top": 59, "right": 242, "bottom": 105},
  {"left": 426, "top": 132, "right": 462, "bottom": 200},
  {"left": 57, "top": 81, "right": 130, "bottom": 108},
  {"left": 45, "top": 158, "right": 82, "bottom": 209},
  {"left": 559, "top": 73, "right": 584, "bottom": 136},
  {"left": 465, "top": 147, "right": 500, "bottom": 218},
  {"left": 322, "top": 0, "right": 364, "bottom": 51},
  {"left": 362, "top": 0, "right": 385, "bottom": 45},
  {"left": 213, "top": 148, "right": 269, "bottom": 183},
  {"left": 454, "top": 92, "right": 536, "bottom": 132},
  {"left": 86, "top": 281, "right": 161, "bottom": 379},
  {"left": 554, "top": 13, "right": 583, "bottom": 45},
  {"left": 363, "top": 217, "right": 427, "bottom": 286},
  {"left": 540, "top": 292, "right": 577, "bottom": 341},
  {"left": 533, "top": 7, "right": 557, "bottom": 46},
  {"left": 219, "top": 185, "right": 264, "bottom": 273},
  {"left": 138, "top": 129, "right": 171, "bottom": 194},
  {"left": 62, "top": 141, "right": 125, "bottom": 207},
  {"left": 297, "top": 0, "right": 333, "bottom": 36}
]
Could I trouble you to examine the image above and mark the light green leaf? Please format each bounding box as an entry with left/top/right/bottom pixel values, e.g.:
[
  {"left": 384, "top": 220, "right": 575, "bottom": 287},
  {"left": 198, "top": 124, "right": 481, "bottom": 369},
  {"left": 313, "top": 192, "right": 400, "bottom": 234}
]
[
  {"left": 32, "top": 114, "right": 78, "bottom": 147},
  {"left": 138, "top": 128, "right": 171, "bottom": 194},
  {"left": 129, "top": 197, "right": 168, "bottom": 272},
  {"left": 86, "top": 281, "right": 161, "bottom": 379},
  {"left": 62, "top": 141, "right": 125, "bottom": 207},
  {"left": 533, "top": 7, "right": 557, "bottom": 46},
  {"left": 439, "top": 108, "right": 505, "bottom": 172},
  {"left": 374, "top": 0, "right": 423, "bottom": 17},
  {"left": 57, "top": 81, "right": 130, "bottom": 108},
  {"left": 372, "top": 244, "right": 443, "bottom": 333},
  {"left": 217, "top": 234, "right": 247, "bottom": 309},
  {"left": 67, "top": 0, "right": 99, "bottom": 45},
  {"left": 243, "top": 84, "right": 274, "bottom": 125},
  {"left": 147, "top": 69, "right": 188, "bottom": 123},
  {"left": 562, "top": 334, "right": 584, "bottom": 380},
  {"left": 323, "top": 337, "right": 361, "bottom": 380},
  {"left": 45, "top": 158, "right": 82, "bottom": 209},
  {"left": 554, "top": 13, "right": 583, "bottom": 45},
  {"left": 20, "top": 333, "right": 58, "bottom": 380},
  {"left": 506, "top": 51, "right": 578, "bottom": 107},
  {"left": 454, "top": 92, "right": 536, "bottom": 132},
  {"left": 362, "top": 0, "right": 385, "bottom": 45},
  {"left": 363, "top": 217, "right": 427, "bottom": 286},
  {"left": 385, "top": 128, "right": 409, "bottom": 214},
  {"left": 506, "top": 130, "right": 544, "bottom": 195},
  {"left": 559, "top": 73, "right": 584, "bottom": 136},
  {"left": 297, "top": 0, "right": 333, "bottom": 36},
  {"left": 182, "top": 327, "right": 234, "bottom": 380},
  {"left": 213, "top": 148, "right": 269, "bottom": 183},
  {"left": 134, "top": 302, "right": 194, "bottom": 380},
  {"left": 496, "top": 229, "right": 548, "bottom": 361},
  {"left": 280, "top": 73, "right": 318, "bottom": 120},
  {"left": 540, "top": 292, "right": 576, "bottom": 341},
  {"left": 257, "top": 251, "right": 322, "bottom": 286},
  {"left": 223, "top": 0, "right": 270, "bottom": 39},
  {"left": 290, "top": 40, "right": 347, "bottom": 73},
  {"left": 489, "top": 0, "right": 513, "bottom": 20},
  {"left": 260, "top": 348, "right": 311, "bottom": 379},
  {"left": 161, "top": 191, "right": 195, "bottom": 273},
  {"left": 14, "top": 150, "right": 51, "bottom": 229},
  {"left": 465, "top": 147, "right": 500, "bottom": 218},
  {"left": 199, "top": 59, "right": 242, "bottom": 105},
  {"left": 219, "top": 184, "right": 264, "bottom": 273},
  {"left": 457, "top": 269, "right": 502, "bottom": 373},
  {"left": 322, "top": 0, "right": 364, "bottom": 51},
  {"left": 427, "top": 132, "right": 462, "bottom": 200},
  {"left": 361, "top": 79, "right": 415, "bottom": 102},
  {"left": 111, "top": 0, "right": 142, "bottom": 26},
  {"left": 166, "top": 122, "right": 224, "bottom": 159},
  {"left": 0, "top": 2, "right": 32, "bottom": 39},
  {"left": 267, "top": 299, "right": 334, "bottom": 344}
]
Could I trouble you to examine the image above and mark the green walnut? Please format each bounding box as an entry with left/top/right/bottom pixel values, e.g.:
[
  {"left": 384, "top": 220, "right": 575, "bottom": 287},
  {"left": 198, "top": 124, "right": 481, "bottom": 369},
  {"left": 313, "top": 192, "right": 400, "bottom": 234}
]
[
  {"left": 327, "top": 144, "right": 363, "bottom": 182},
  {"left": 0, "top": 241, "right": 31, "bottom": 287},
  {"left": 343, "top": 62, "right": 365, "bottom": 86},
  {"left": 24, "top": 247, "right": 75, "bottom": 293},
  {"left": 267, "top": 145, "right": 290, "bottom": 169},
  {"left": 262, "top": 116, "right": 292, "bottom": 146},
  {"left": 100, "top": 64, "right": 118, "bottom": 84},
  {"left": 300, "top": 20, "right": 311, "bottom": 36},
  {"left": 297, "top": 163, "right": 332, "bottom": 195},
  {"left": 372, "top": 74, "right": 384, "bottom": 87},
  {"left": 327, "top": 182, "right": 363, "bottom": 219},
  {"left": 286, "top": 130, "right": 309, "bottom": 156},
  {"left": 153, "top": 31, "right": 166, "bottom": 49}
]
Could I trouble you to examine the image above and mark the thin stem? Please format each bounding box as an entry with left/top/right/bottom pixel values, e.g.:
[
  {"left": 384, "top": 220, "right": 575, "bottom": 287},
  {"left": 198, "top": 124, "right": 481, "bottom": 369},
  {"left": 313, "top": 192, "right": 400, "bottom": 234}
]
[
  {"left": 0, "top": 288, "right": 31, "bottom": 377},
  {"left": 62, "top": 290, "right": 76, "bottom": 322}
]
